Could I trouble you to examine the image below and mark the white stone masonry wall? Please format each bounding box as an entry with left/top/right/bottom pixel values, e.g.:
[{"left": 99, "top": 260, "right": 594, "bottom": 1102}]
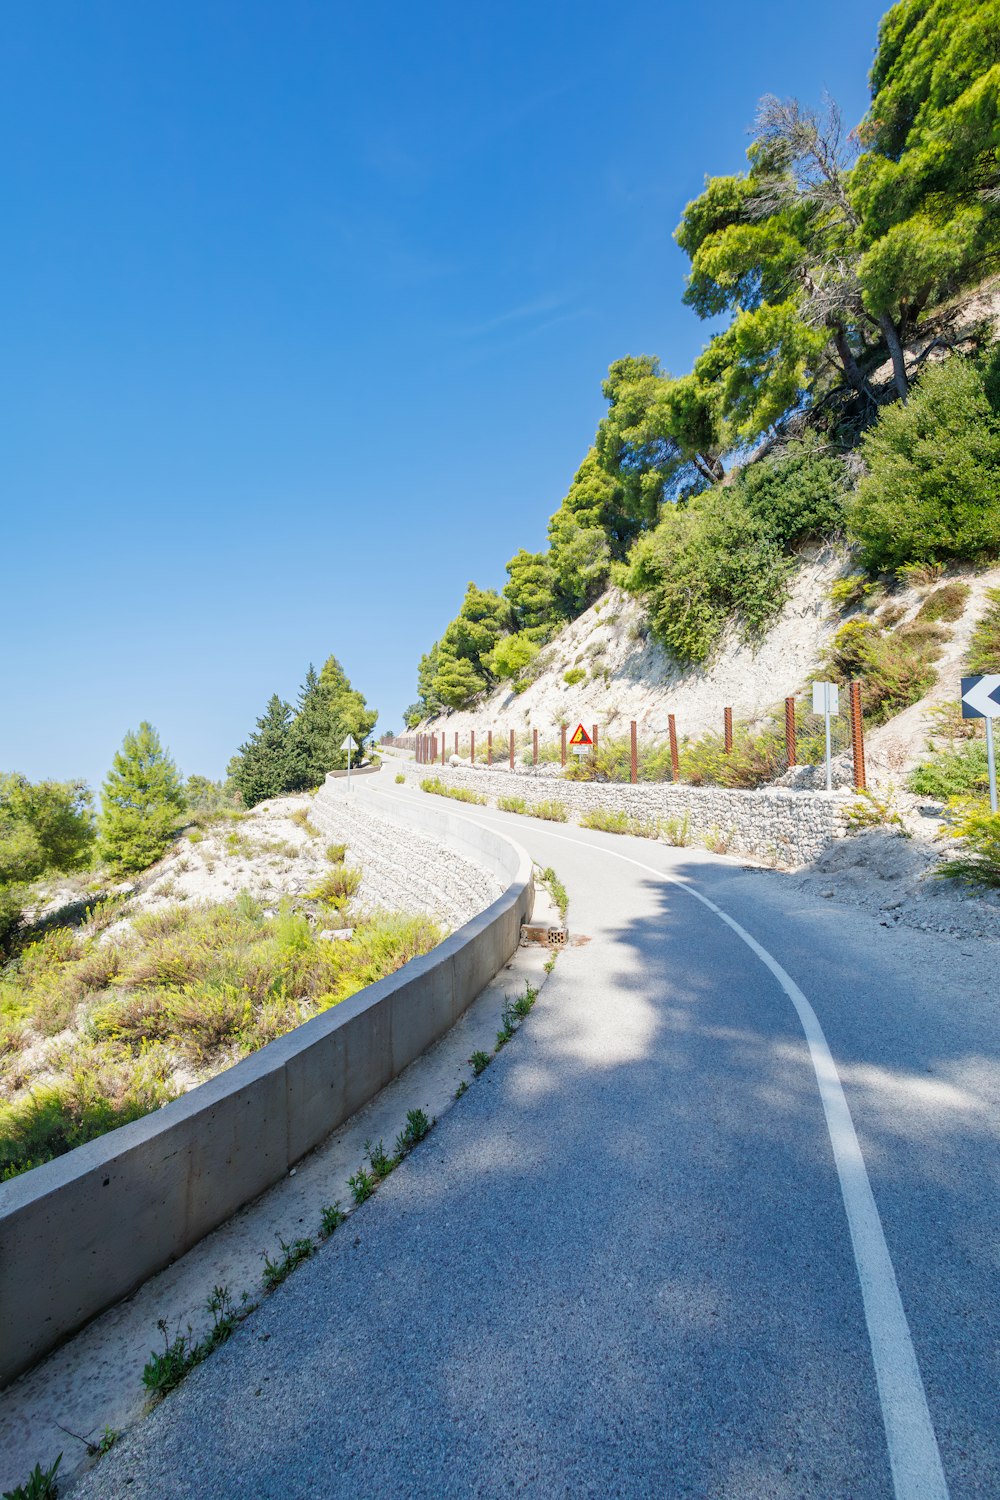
[{"left": 414, "top": 762, "right": 852, "bottom": 868}]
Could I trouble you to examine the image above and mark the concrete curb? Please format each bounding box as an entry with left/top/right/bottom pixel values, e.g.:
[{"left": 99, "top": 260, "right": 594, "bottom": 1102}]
[{"left": 0, "top": 777, "right": 534, "bottom": 1388}]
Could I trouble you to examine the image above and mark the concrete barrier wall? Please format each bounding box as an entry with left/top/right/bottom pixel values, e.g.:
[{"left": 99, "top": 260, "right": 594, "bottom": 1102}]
[
  {"left": 405, "top": 761, "right": 851, "bottom": 867},
  {"left": 0, "top": 777, "right": 533, "bottom": 1388}
]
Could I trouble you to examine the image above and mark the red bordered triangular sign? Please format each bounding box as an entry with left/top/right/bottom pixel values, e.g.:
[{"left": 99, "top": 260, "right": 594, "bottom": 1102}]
[{"left": 568, "top": 723, "right": 592, "bottom": 747}]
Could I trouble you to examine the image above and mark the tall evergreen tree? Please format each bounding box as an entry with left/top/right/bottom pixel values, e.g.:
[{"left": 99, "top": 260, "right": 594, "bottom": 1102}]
[
  {"left": 232, "top": 695, "right": 296, "bottom": 808},
  {"left": 99, "top": 722, "right": 186, "bottom": 873}
]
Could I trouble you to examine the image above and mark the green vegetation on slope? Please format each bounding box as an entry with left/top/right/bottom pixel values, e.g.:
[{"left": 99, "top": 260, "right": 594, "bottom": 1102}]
[
  {"left": 407, "top": 0, "right": 1000, "bottom": 716},
  {"left": 0, "top": 891, "right": 440, "bottom": 1180}
]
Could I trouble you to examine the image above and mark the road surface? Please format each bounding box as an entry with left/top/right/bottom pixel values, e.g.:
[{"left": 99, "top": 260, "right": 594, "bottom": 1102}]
[{"left": 73, "top": 782, "right": 998, "bottom": 1499}]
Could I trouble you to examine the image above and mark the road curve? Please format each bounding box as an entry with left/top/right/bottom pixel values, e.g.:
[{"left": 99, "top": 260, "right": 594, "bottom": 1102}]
[{"left": 73, "top": 782, "right": 998, "bottom": 1500}]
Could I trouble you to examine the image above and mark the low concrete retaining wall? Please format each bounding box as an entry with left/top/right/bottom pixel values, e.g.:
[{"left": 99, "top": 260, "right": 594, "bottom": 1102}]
[
  {"left": 410, "top": 762, "right": 851, "bottom": 866},
  {"left": 0, "top": 777, "right": 533, "bottom": 1388}
]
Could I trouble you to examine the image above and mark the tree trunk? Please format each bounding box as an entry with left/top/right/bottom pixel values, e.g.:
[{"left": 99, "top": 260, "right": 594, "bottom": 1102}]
[
  {"left": 878, "top": 312, "right": 909, "bottom": 402},
  {"left": 831, "top": 324, "right": 876, "bottom": 404},
  {"left": 693, "top": 452, "right": 724, "bottom": 484}
]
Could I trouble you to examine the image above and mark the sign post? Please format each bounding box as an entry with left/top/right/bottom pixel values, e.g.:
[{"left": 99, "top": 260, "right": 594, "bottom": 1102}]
[
  {"left": 341, "top": 734, "right": 359, "bottom": 790},
  {"left": 961, "top": 675, "right": 1000, "bottom": 813},
  {"left": 812, "top": 681, "right": 839, "bottom": 793}
]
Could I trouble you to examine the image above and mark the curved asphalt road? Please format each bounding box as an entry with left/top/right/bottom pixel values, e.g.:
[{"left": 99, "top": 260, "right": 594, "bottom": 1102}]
[{"left": 73, "top": 783, "right": 998, "bottom": 1499}]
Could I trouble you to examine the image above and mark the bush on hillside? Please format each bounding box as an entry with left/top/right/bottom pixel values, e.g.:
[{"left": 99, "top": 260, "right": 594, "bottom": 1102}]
[
  {"left": 910, "top": 744, "right": 991, "bottom": 801},
  {"left": 848, "top": 357, "right": 1000, "bottom": 571},
  {"left": 822, "top": 617, "right": 944, "bottom": 727},
  {"left": 734, "top": 434, "right": 849, "bottom": 547},
  {"left": 624, "top": 486, "right": 792, "bottom": 665}
]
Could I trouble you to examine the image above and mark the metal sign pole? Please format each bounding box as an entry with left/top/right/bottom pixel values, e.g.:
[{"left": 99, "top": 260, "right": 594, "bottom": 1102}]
[
  {"left": 987, "top": 716, "right": 998, "bottom": 814},
  {"left": 825, "top": 690, "right": 832, "bottom": 794}
]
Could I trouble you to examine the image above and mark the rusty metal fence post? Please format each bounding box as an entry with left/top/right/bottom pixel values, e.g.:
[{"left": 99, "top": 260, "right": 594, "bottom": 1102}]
[
  {"left": 630, "top": 720, "right": 638, "bottom": 784},
  {"left": 592, "top": 724, "right": 598, "bottom": 770},
  {"left": 561, "top": 725, "right": 567, "bottom": 767},
  {"left": 470, "top": 730, "right": 475, "bottom": 766},
  {"left": 724, "top": 706, "right": 733, "bottom": 754},
  {"left": 850, "top": 681, "right": 867, "bottom": 791},
  {"left": 785, "top": 696, "right": 797, "bottom": 768},
  {"left": 668, "top": 714, "right": 680, "bottom": 781},
  {"left": 509, "top": 730, "right": 515, "bottom": 770},
  {"left": 532, "top": 728, "right": 538, "bottom": 766},
  {"left": 441, "top": 734, "right": 446, "bottom": 766},
  {"left": 454, "top": 732, "right": 459, "bottom": 757},
  {"left": 487, "top": 730, "right": 492, "bottom": 766}
]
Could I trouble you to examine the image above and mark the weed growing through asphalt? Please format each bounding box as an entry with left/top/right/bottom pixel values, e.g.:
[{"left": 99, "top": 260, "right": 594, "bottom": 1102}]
[
  {"left": 262, "top": 1237, "right": 314, "bottom": 1291},
  {"left": 470, "top": 1049, "right": 491, "bottom": 1075},
  {"left": 394, "top": 1107, "right": 431, "bottom": 1156},
  {"left": 2, "top": 1455, "right": 62, "bottom": 1499},
  {"left": 142, "top": 1286, "right": 242, "bottom": 1400},
  {"left": 394, "top": 773, "right": 406, "bottom": 784},
  {"left": 348, "top": 1166, "right": 375, "bottom": 1205},
  {"left": 320, "top": 1201, "right": 345, "bottom": 1237},
  {"left": 366, "top": 1138, "right": 395, "bottom": 1180},
  {"left": 454, "top": 1079, "right": 468, "bottom": 1099},
  {"left": 540, "top": 866, "right": 568, "bottom": 921}
]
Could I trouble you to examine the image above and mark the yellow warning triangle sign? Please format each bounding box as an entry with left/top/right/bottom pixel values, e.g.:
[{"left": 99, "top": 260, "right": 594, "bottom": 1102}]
[{"left": 568, "top": 723, "right": 592, "bottom": 747}]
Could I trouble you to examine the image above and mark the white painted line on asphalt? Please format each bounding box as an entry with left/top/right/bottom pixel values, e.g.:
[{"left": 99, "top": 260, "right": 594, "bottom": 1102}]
[{"left": 380, "top": 787, "right": 949, "bottom": 1500}]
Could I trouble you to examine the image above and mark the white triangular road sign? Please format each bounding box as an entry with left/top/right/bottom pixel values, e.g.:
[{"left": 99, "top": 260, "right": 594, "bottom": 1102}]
[{"left": 341, "top": 734, "right": 359, "bottom": 751}]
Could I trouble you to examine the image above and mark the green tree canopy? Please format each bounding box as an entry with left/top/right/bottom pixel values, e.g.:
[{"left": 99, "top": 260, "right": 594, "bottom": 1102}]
[
  {"left": 99, "top": 723, "right": 186, "bottom": 873},
  {"left": 232, "top": 695, "right": 296, "bottom": 808},
  {"left": 503, "top": 550, "right": 558, "bottom": 641},
  {"left": 847, "top": 355, "right": 1000, "bottom": 569}
]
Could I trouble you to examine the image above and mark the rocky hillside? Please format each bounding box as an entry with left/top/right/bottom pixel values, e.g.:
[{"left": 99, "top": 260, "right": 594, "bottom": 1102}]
[{"left": 417, "top": 555, "right": 1000, "bottom": 791}]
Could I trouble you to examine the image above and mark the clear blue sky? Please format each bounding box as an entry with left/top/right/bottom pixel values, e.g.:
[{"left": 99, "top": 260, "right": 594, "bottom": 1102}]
[{"left": 1, "top": 0, "right": 887, "bottom": 789}]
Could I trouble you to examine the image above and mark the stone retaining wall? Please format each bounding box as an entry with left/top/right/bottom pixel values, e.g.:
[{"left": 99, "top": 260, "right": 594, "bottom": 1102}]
[{"left": 412, "top": 762, "right": 851, "bottom": 867}]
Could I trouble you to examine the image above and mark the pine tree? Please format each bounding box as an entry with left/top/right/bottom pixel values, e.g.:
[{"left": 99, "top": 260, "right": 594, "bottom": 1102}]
[
  {"left": 99, "top": 722, "right": 186, "bottom": 873},
  {"left": 232, "top": 695, "right": 296, "bottom": 808}
]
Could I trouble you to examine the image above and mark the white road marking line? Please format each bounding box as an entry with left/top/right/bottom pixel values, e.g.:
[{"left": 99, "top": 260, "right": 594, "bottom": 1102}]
[{"left": 379, "top": 786, "right": 949, "bottom": 1500}]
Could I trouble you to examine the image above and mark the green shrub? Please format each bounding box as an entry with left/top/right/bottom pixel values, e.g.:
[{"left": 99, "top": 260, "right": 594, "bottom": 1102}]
[
  {"left": 580, "top": 808, "right": 658, "bottom": 836},
  {"left": 563, "top": 668, "right": 586, "bottom": 686},
  {"left": 498, "top": 795, "right": 527, "bottom": 814},
  {"left": 734, "top": 433, "right": 848, "bottom": 547},
  {"left": 660, "top": 811, "right": 692, "bottom": 846},
  {"left": 325, "top": 842, "right": 347, "bottom": 863},
  {"left": 829, "top": 574, "right": 878, "bottom": 608},
  {"left": 937, "top": 803, "right": 1000, "bottom": 887},
  {"left": 527, "top": 800, "right": 568, "bottom": 822},
  {"left": 910, "top": 744, "right": 991, "bottom": 801},
  {"left": 419, "top": 777, "right": 486, "bottom": 806},
  {"left": 394, "top": 773, "right": 406, "bottom": 784},
  {"left": 966, "top": 588, "right": 1000, "bottom": 674},
  {"left": 678, "top": 727, "right": 786, "bottom": 788},
  {"left": 624, "top": 486, "right": 793, "bottom": 665},
  {"left": 99, "top": 723, "right": 186, "bottom": 874},
  {"left": 308, "top": 864, "right": 362, "bottom": 908},
  {"left": 848, "top": 358, "right": 1000, "bottom": 570}
]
